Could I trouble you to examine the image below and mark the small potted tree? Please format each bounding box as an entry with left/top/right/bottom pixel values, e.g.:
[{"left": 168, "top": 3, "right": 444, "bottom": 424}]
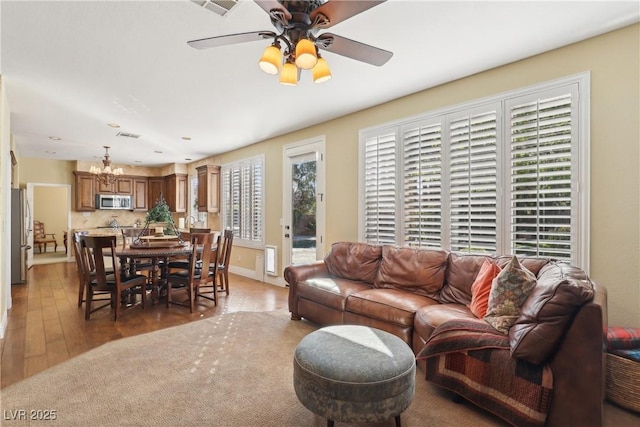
[{"left": 146, "top": 193, "right": 173, "bottom": 235}]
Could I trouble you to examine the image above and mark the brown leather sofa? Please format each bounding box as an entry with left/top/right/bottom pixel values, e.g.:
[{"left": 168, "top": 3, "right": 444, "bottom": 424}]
[{"left": 284, "top": 241, "right": 607, "bottom": 427}]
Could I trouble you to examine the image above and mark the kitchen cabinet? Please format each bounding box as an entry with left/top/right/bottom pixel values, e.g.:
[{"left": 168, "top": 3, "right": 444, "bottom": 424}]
[
  {"left": 164, "top": 173, "right": 188, "bottom": 213},
  {"left": 98, "top": 177, "right": 133, "bottom": 195},
  {"left": 133, "top": 178, "right": 148, "bottom": 211},
  {"left": 74, "top": 171, "right": 96, "bottom": 211},
  {"left": 148, "top": 177, "right": 165, "bottom": 209},
  {"left": 196, "top": 164, "right": 221, "bottom": 213}
]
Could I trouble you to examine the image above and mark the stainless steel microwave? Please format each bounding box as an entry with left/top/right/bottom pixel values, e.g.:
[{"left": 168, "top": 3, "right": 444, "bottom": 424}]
[{"left": 96, "top": 194, "right": 133, "bottom": 210}]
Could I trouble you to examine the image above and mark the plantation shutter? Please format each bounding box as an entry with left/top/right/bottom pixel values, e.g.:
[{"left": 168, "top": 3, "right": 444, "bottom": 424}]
[
  {"left": 448, "top": 108, "right": 499, "bottom": 253},
  {"left": 221, "top": 157, "right": 264, "bottom": 244},
  {"left": 250, "top": 162, "right": 263, "bottom": 241},
  {"left": 363, "top": 129, "right": 398, "bottom": 244},
  {"left": 402, "top": 120, "right": 442, "bottom": 248},
  {"left": 507, "top": 90, "right": 575, "bottom": 260}
]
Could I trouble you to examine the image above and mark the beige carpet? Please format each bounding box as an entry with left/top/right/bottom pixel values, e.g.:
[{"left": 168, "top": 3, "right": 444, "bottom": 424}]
[{"left": 1, "top": 311, "right": 636, "bottom": 426}]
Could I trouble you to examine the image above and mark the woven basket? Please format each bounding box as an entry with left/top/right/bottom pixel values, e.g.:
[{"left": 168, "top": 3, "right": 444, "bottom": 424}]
[{"left": 606, "top": 353, "right": 640, "bottom": 413}]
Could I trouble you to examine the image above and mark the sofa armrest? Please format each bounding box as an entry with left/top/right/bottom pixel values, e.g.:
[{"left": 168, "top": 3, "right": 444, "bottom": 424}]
[
  {"left": 547, "top": 281, "right": 607, "bottom": 426},
  {"left": 284, "top": 261, "right": 330, "bottom": 320}
]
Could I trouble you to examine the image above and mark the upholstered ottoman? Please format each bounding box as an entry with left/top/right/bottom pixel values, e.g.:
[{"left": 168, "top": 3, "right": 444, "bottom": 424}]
[{"left": 293, "top": 325, "right": 415, "bottom": 427}]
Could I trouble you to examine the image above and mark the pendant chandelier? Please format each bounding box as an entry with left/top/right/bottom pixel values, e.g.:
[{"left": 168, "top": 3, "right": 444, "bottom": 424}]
[{"left": 90, "top": 146, "right": 123, "bottom": 186}]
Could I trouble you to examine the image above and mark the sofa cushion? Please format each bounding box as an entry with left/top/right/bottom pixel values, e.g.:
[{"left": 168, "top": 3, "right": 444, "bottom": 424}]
[
  {"left": 324, "top": 242, "right": 382, "bottom": 284},
  {"left": 468, "top": 260, "right": 502, "bottom": 318},
  {"left": 484, "top": 256, "right": 537, "bottom": 334},
  {"left": 346, "top": 289, "right": 438, "bottom": 327},
  {"left": 374, "top": 246, "right": 448, "bottom": 297},
  {"left": 509, "top": 262, "right": 595, "bottom": 364},
  {"left": 495, "top": 255, "right": 550, "bottom": 276},
  {"left": 439, "top": 253, "right": 494, "bottom": 305},
  {"left": 297, "top": 277, "right": 372, "bottom": 311},
  {"left": 414, "top": 303, "right": 477, "bottom": 342}
]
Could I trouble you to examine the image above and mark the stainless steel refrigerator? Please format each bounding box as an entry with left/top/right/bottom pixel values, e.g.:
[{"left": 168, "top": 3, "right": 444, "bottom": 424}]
[{"left": 11, "top": 188, "right": 30, "bottom": 284}]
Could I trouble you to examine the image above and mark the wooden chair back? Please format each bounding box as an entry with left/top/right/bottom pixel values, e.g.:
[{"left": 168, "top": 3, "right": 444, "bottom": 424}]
[
  {"left": 189, "top": 227, "right": 211, "bottom": 233},
  {"left": 81, "top": 235, "right": 147, "bottom": 320},
  {"left": 166, "top": 232, "right": 216, "bottom": 312}
]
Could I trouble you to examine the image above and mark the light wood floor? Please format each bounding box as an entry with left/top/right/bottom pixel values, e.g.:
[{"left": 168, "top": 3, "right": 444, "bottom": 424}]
[{"left": 0, "top": 260, "right": 289, "bottom": 389}]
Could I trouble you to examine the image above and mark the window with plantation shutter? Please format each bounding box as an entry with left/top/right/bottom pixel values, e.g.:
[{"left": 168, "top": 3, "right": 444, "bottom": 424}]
[
  {"left": 359, "top": 73, "right": 589, "bottom": 268},
  {"left": 362, "top": 129, "right": 398, "bottom": 244},
  {"left": 507, "top": 89, "right": 575, "bottom": 259},
  {"left": 448, "top": 108, "right": 499, "bottom": 254},
  {"left": 221, "top": 155, "right": 264, "bottom": 247},
  {"left": 402, "top": 120, "right": 442, "bottom": 248}
]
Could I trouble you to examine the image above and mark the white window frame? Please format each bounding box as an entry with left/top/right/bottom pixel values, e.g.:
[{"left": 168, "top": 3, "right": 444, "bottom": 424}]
[
  {"left": 358, "top": 73, "right": 590, "bottom": 271},
  {"left": 221, "top": 154, "right": 265, "bottom": 249}
]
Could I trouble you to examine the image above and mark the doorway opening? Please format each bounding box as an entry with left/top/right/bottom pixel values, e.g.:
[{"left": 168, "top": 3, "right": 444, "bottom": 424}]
[{"left": 283, "top": 137, "right": 325, "bottom": 269}]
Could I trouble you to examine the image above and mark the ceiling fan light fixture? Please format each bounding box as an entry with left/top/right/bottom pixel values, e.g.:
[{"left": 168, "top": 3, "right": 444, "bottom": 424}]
[
  {"left": 312, "top": 57, "right": 332, "bottom": 83},
  {"left": 258, "top": 44, "right": 282, "bottom": 75},
  {"left": 279, "top": 61, "right": 298, "bottom": 86},
  {"left": 294, "top": 38, "right": 317, "bottom": 70}
]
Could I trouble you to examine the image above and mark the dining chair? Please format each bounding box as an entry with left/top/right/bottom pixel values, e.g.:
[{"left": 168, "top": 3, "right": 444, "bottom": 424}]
[
  {"left": 193, "top": 233, "right": 221, "bottom": 305},
  {"left": 165, "top": 228, "right": 211, "bottom": 271},
  {"left": 166, "top": 232, "right": 215, "bottom": 312},
  {"left": 215, "top": 229, "right": 234, "bottom": 296},
  {"left": 72, "top": 230, "right": 110, "bottom": 308},
  {"left": 81, "top": 235, "right": 147, "bottom": 321},
  {"left": 121, "top": 227, "right": 154, "bottom": 278}
]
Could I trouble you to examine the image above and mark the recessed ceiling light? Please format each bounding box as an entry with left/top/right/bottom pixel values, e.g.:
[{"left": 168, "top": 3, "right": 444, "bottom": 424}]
[
  {"left": 182, "top": 137, "right": 191, "bottom": 141},
  {"left": 48, "top": 136, "right": 61, "bottom": 140},
  {"left": 108, "top": 123, "right": 120, "bottom": 128},
  {"left": 185, "top": 158, "right": 192, "bottom": 161},
  {"left": 134, "top": 160, "right": 142, "bottom": 163}
]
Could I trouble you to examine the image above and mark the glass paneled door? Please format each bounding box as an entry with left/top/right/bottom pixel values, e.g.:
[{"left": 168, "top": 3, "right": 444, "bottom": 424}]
[{"left": 283, "top": 138, "right": 325, "bottom": 268}]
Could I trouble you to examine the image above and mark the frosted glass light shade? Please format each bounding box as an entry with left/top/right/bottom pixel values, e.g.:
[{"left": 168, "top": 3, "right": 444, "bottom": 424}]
[
  {"left": 279, "top": 62, "right": 298, "bottom": 86},
  {"left": 258, "top": 45, "right": 282, "bottom": 75},
  {"left": 312, "top": 57, "right": 332, "bottom": 83},
  {"left": 294, "top": 39, "right": 317, "bottom": 70}
]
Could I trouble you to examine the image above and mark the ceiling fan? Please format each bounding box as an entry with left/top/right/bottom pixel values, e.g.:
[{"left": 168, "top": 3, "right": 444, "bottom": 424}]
[{"left": 188, "top": 0, "right": 393, "bottom": 85}]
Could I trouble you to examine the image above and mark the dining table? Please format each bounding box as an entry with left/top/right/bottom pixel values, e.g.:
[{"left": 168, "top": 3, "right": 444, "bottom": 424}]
[{"left": 115, "top": 240, "right": 217, "bottom": 304}]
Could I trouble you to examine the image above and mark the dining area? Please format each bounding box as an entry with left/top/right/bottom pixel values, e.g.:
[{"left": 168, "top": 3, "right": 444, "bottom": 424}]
[{"left": 71, "top": 227, "right": 234, "bottom": 321}]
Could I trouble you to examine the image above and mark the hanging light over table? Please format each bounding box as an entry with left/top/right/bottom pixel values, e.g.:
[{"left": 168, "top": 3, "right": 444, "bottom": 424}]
[{"left": 90, "top": 146, "right": 124, "bottom": 186}]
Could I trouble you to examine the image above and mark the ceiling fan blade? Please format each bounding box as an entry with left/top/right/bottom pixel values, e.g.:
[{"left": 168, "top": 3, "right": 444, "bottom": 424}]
[
  {"left": 317, "top": 33, "right": 392, "bottom": 66},
  {"left": 188, "top": 31, "right": 275, "bottom": 50},
  {"left": 254, "top": 0, "right": 292, "bottom": 20},
  {"left": 310, "top": 0, "right": 386, "bottom": 29}
]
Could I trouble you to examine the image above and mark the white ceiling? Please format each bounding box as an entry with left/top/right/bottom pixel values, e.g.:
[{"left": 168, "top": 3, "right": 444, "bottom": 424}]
[{"left": 2, "top": 0, "right": 639, "bottom": 167}]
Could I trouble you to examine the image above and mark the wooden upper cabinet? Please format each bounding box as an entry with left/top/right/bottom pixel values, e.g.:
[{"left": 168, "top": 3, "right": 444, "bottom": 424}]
[
  {"left": 148, "top": 177, "right": 165, "bottom": 209},
  {"left": 164, "top": 173, "right": 188, "bottom": 213},
  {"left": 97, "top": 177, "right": 133, "bottom": 195},
  {"left": 196, "top": 165, "right": 221, "bottom": 213},
  {"left": 133, "top": 178, "right": 148, "bottom": 211},
  {"left": 74, "top": 172, "right": 96, "bottom": 211}
]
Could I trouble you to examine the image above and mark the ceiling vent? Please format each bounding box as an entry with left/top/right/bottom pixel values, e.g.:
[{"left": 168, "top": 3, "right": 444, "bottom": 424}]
[
  {"left": 116, "top": 131, "right": 140, "bottom": 139},
  {"left": 191, "top": 0, "right": 239, "bottom": 17}
]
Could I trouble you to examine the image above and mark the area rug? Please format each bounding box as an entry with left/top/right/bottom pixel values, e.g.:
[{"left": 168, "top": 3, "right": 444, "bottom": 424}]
[{"left": 0, "top": 310, "right": 508, "bottom": 426}]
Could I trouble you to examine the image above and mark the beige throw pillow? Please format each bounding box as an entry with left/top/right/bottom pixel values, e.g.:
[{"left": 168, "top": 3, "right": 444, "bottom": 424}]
[{"left": 484, "top": 256, "right": 537, "bottom": 334}]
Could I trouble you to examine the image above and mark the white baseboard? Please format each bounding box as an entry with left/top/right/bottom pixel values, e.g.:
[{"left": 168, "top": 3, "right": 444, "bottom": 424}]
[{"left": 228, "top": 265, "right": 287, "bottom": 288}]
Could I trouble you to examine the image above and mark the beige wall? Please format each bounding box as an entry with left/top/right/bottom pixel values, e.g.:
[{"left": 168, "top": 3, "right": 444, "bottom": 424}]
[
  {"left": 33, "top": 186, "right": 68, "bottom": 251},
  {"left": 216, "top": 24, "right": 640, "bottom": 327},
  {"left": 6, "top": 24, "right": 639, "bottom": 328}
]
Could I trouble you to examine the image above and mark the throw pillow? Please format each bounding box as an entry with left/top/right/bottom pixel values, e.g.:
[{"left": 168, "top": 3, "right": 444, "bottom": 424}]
[
  {"left": 468, "top": 260, "right": 502, "bottom": 318},
  {"left": 484, "top": 256, "right": 537, "bottom": 334}
]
